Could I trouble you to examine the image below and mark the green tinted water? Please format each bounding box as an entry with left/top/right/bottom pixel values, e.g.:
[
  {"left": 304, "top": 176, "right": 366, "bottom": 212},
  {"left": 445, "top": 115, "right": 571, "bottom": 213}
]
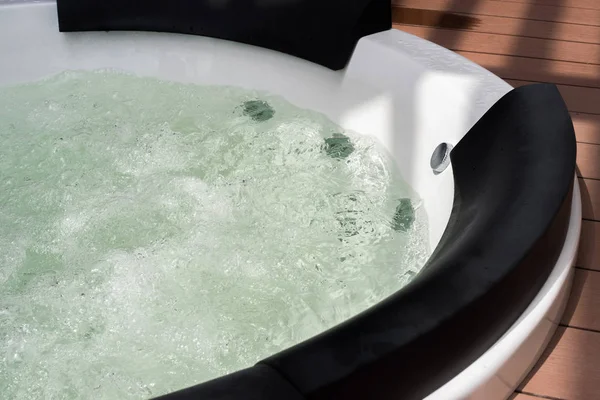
[{"left": 0, "top": 71, "right": 429, "bottom": 399}]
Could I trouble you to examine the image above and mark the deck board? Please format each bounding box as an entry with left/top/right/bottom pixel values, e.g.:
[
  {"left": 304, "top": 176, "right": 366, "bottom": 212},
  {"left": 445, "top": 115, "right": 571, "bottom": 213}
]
[
  {"left": 392, "top": 0, "right": 600, "bottom": 26},
  {"left": 392, "top": 8, "right": 600, "bottom": 44},
  {"left": 571, "top": 113, "right": 600, "bottom": 146},
  {"left": 395, "top": 24, "right": 600, "bottom": 65},
  {"left": 502, "top": 0, "right": 600, "bottom": 10},
  {"left": 562, "top": 269, "right": 600, "bottom": 331},
  {"left": 506, "top": 80, "right": 600, "bottom": 115},
  {"left": 508, "top": 394, "right": 547, "bottom": 400},
  {"left": 577, "top": 220, "right": 600, "bottom": 270},
  {"left": 579, "top": 178, "right": 600, "bottom": 221},
  {"left": 518, "top": 327, "right": 600, "bottom": 400},
  {"left": 576, "top": 143, "right": 600, "bottom": 180}
]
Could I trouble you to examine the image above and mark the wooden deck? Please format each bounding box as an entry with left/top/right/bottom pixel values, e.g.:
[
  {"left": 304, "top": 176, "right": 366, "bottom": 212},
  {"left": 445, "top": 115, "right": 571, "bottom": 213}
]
[{"left": 392, "top": 1, "right": 600, "bottom": 399}]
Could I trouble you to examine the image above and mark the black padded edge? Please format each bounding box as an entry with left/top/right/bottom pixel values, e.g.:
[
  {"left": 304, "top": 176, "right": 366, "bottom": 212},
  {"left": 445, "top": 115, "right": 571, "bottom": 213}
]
[
  {"left": 55, "top": 0, "right": 391, "bottom": 70},
  {"left": 153, "top": 364, "right": 305, "bottom": 400},
  {"left": 259, "top": 83, "right": 577, "bottom": 399}
]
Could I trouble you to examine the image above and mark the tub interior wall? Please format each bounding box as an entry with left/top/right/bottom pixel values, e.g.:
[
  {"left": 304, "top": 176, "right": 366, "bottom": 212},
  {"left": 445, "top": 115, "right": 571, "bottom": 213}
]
[{"left": 0, "top": 2, "right": 512, "bottom": 250}]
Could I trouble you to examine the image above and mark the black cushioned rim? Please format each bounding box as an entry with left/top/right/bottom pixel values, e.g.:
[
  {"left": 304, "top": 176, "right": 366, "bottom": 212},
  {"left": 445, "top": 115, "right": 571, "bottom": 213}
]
[{"left": 55, "top": 0, "right": 391, "bottom": 70}]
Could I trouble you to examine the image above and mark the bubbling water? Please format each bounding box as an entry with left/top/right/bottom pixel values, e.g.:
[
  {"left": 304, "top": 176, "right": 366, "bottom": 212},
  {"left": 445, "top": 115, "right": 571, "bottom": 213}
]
[{"left": 0, "top": 71, "right": 429, "bottom": 399}]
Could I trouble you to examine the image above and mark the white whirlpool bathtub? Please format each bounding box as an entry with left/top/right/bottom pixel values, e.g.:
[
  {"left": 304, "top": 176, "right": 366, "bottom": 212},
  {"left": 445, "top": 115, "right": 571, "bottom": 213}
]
[{"left": 0, "top": 1, "right": 581, "bottom": 399}]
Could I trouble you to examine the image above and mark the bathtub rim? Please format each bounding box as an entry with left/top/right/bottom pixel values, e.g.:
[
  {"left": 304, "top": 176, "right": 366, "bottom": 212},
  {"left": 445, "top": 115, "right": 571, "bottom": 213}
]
[{"left": 0, "top": 2, "right": 582, "bottom": 399}]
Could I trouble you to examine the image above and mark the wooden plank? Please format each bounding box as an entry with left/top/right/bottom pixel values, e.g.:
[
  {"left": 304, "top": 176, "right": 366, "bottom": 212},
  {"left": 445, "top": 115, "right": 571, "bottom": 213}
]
[
  {"left": 507, "top": 80, "right": 600, "bottom": 116},
  {"left": 579, "top": 178, "right": 600, "bottom": 221},
  {"left": 577, "top": 143, "right": 600, "bottom": 180},
  {"left": 500, "top": 0, "right": 600, "bottom": 11},
  {"left": 395, "top": 24, "right": 600, "bottom": 65},
  {"left": 508, "top": 393, "right": 545, "bottom": 399},
  {"left": 392, "top": 8, "right": 600, "bottom": 44},
  {"left": 571, "top": 113, "right": 600, "bottom": 145},
  {"left": 391, "top": 0, "right": 600, "bottom": 27},
  {"left": 577, "top": 220, "right": 600, "bottom": 271},
  {"left": 519, "top": 326, "right": 600, "bottom": 399},
  {"left": 453, "top": 51, "right": 600, "bottom": 89},
  {"left": 562, "top": 269, "right": 600, "bottom": 331}
]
